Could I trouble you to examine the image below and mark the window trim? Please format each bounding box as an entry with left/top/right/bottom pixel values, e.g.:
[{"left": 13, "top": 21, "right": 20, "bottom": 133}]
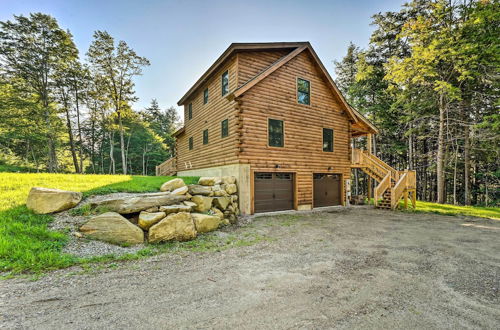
[
  {"left": 322, "top": 127, "right": 334, "bottom": 152},
  {"left": 188, "top": 103, "right": 192, "bottom": 120},
  {"left": 203, "top": 88, "right": 209, "bottom": 104},
  {"left": 203, "top": 129, "right": 209, "bottom": 145},
  {"left": 267, "top": 118, "right": 285, "bottom": 148},
  {"left": 221, "top": 70, "right": 229, "bottom": 96},
  {"left": 189, "top": 136, "right": 193, "bottom": 150},
  {"left": 296, "top": 77, "right": 311, "bottom": 106},
  {"left": 221, "top": 119, "right": 229, "bottom": 138}
]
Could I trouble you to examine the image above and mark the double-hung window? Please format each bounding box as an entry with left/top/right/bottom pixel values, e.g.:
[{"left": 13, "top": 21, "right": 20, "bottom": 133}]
[
  {"left": 221, "top": 71, "right": 229, "bottom": 96},
  {"left": 323, "top": 128, "right": 333, "bottom": 152}
]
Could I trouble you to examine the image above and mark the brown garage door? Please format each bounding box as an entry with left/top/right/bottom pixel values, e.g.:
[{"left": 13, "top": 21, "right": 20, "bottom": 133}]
[
  {"left": 254, "top": 172, "right": 294, "bottom": 213},
  {"left": 313, "top": 173, "right": 342, "bottom": 207}
]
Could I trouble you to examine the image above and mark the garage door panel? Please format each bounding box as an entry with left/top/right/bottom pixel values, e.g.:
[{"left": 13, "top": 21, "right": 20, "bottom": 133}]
[
  {"left": 314, "top": 173, "right": 341, "bottom": 207},
  {"left": 254, "top": 172, "right": 294, "bottom": 213}
]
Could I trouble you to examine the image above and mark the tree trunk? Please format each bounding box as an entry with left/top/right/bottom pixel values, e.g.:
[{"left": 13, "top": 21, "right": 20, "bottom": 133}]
[
  {"left": 437, "top": 95, "right": 446, "bottom": 204},
  {"left": 65, "top": 105, "right": 80, "bottom": 173},
  {"left": 118, "top": 111, "right": 127, "bottom": 175},
  {"left": 464, "top": 122, "right": 471, "bottom": 205},
  {"left": 74, "top": 84, "right": 84, "bottom": 173},
  {"left": 109, "top": 131, "right": 115, "bottom": 174}
]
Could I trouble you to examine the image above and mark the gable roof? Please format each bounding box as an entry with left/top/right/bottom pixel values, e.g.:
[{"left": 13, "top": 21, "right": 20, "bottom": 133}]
[
  {"left": 176, "top": 42, "right": 383, "bottom": 132},
  {"left": 177, "top": 42, "right": 305, "bottom": 106}
]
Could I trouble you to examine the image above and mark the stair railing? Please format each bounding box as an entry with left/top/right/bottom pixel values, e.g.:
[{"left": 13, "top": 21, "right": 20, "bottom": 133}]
[
  {"left": 156, "top": 157, "right": 177, "bottom": 176},
  {"left": 390, "top": 172, "right": 408, "bottom": 209},
  {"left": 374, "top": 172, "right": 391, "bottom": 206}
]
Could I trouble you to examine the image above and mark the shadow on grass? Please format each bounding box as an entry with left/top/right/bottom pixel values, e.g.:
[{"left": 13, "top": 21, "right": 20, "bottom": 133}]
[{"left": 0, "top": 175, "right": 199, "bottom": 276}]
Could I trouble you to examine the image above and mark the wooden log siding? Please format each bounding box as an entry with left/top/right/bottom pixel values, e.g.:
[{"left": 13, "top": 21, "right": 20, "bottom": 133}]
[
  {"left": 237, "top": 50, "right": 290, "bottom": 87},
  {"left": 238, "top": 51, "right": 352, "bottom": 206},
  {"left": 176, "top": 57, "right": 239, "bottom": 171}
]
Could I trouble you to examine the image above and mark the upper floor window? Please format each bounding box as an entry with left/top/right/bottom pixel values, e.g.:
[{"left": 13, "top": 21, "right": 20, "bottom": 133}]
[
  {"left": 203, "top": 129, "right": 209, "bottom": 145},
  {"left": 203, "top": 88, "right": 209, "bottom": 104},
  {"left": 188, "top": 103, "right": 192, "bottom": 120},
  {"left": 221, "top": 119, "right": 229, "bottom": 138},
  {"left": 268, "top": 119, "right": 284, "bottom": 147},
  {"left": 297, "top": 78, "right": 310, "bottom": 105},
  {"left": 189, "top": 136, "right": 193, "bottom": 150},
  {"left": 221, "top": 71, "right": 229, "bottom": 96},
  {"left": 323, "top": 128, "right": 333, "bottom": 152}
]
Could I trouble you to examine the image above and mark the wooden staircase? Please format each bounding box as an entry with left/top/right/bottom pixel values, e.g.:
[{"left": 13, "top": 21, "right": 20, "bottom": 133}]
[{"left": 352, "top": 149, "right": 416, "bottom": 210}]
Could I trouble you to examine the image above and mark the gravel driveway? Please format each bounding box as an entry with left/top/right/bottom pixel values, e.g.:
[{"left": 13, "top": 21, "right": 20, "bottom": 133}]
[{"left": 1, "top": 207, "right": 499, "bottom": 329}]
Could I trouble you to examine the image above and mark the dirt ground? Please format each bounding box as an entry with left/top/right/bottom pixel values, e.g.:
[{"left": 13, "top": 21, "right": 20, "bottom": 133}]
[{"left": 1, "top": 207, "right": 499, "bottom": 329}]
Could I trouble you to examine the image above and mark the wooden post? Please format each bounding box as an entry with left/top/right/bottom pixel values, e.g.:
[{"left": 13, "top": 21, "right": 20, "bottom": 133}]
[
  {"left": 411, "top": 190, "right": 416, "bottom": 208},
  {"left": 404, "top": 190, "right": 408, "bottom": 209},
  {"left": 367, "top": 177, "right": 372, "bottom": 202},
  {"left": 367, "top": 133, "right": 373, "bottom": 155}
]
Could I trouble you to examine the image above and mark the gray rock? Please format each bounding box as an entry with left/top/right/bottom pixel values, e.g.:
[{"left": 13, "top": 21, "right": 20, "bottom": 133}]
[
  {"left": 27, "top": 187, "right": 82, "bottom": 214},
  {"left": 90, "top": 192, "right": 188, "bottom": 214},
  {"left": 80, "top": 212, "right": 144, "bottom": 245}
]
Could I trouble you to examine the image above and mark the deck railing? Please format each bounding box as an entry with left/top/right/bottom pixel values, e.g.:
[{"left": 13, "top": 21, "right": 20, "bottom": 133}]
[{"left": 155, "top": 157, "right": 177, "bottom": 176}]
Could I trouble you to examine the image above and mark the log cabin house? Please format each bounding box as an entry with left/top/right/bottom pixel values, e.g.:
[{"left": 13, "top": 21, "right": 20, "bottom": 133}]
[{"left": 157, "top": 42, "right": 416, "bottom": 215}]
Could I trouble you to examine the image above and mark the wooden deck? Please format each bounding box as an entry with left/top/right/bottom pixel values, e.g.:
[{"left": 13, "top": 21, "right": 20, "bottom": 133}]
[
  {"left": 352, "top": 148, "right": 416, "bottom": 210},
  {"left": 155, "top": 157, "right": 177, "bottom": 176}
]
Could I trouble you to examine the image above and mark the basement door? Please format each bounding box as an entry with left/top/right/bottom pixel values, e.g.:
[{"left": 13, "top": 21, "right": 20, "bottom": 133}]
[
  {"left": 313, "top": 173, "right": 342, "bottom": 207},
  {"left": 254, "top": 172, "right": 294, "bottom": 213}
]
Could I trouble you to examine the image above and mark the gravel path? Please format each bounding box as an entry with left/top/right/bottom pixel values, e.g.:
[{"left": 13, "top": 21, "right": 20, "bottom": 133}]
[{"left": 1, "top": 207, "right": 499, "bottom": 329}]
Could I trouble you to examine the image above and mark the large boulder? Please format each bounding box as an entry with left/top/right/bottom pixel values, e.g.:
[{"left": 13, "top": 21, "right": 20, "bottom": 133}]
[
  {"left": 188, "top": 185, "right": 212, "bottom": 196},
  {"left": 171, "top": 186, "right": 188, "bottom": 195},
  {"left": 209, "top": 207, "right": 224, "bottom": 220},
  {"left": 222, "top": 176, "right": 236, "bottom": 185},
  {"left": 213, "top": 196, "right": 231, "bottom": 211},
  {"left": 138, "top": 211, "right": 166, "bottom": 230},
  {"left": 192, "top": 213, "right": 220, "bottom": 233},
  {"left": 198, "top": 177, "right": 220, "bottom": 186},
  {"left": 191, "top": 195, "right": 213, "bottom": 212},
  {"left": 224, "top": 183, "right": 238, "bottom": 195},
  {"left": 79, "top": 212, "right": 144, "bottom": 245},
  {"left": 159, "top": 204, "right": 192, "bottom": 214},
  {"left": 148, "top": 212, "right": 196, "bottom": 243},
  {"left": 90, "top": 192, "right": 187, "bottom": 214},
  {"left": 160, "top": 178, "right": 186, "bottom": 192},
  {"left": 27, "top": 187, "right": 82, "bottom": 214}
]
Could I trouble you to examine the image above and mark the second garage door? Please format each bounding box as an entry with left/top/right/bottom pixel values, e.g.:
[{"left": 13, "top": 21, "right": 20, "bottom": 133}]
[
  {"left": 313, "top": 173, "right": 342, "bottom": 207},
  {"left": 254, "top": 172, "right": 294, "bottom": 213}
]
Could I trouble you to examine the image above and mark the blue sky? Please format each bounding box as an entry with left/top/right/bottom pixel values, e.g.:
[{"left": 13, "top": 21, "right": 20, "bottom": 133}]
[{"left": 1, "top": 0, "right": 404, "bottom": 113}]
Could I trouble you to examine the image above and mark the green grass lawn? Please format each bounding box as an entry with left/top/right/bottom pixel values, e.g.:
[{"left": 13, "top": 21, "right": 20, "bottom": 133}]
[
  {"left": 403, "top": 200, "right": 500, "bottom": 220},
  {"left": 0, "top": 172, "right": 198, "bottom": 275}
]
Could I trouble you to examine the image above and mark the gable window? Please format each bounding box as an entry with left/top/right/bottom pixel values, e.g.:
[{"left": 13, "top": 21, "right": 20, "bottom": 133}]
[
  {"left": 323, "top": 128, "right": 333, "bottom": 152},
  {"left": 189, "top": 137, "right": 193, "bottom": 150},
  {"left": 188, "top": 103, "right": 192, "bottom": 120},
  {"left": 268, "top": 119, "right": 284, "bottom": 147},
  {"left": 203, "top": 129, "right": 209, "bottom": 145},
  {"left": 203, "top": 88, "right": 209, "bottom": 104},
  {"left": 221, "top": 119, "right": 229, "bottom": 138},
  {"left": 297, "top": 78, "right": 310, "bottom": 105},
  {"left": 221, "top": 71, "right": 229, "bottom": 96}
]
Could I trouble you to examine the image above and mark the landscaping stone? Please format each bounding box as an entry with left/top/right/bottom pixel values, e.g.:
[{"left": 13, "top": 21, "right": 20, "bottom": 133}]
[
  {"left": 26, "top": 187, "right": 82, "bottom": 214},
  {"left": 159, "top": 204, "right": 192, "bottom": 214},
  {"left": 188, "top": 184, "right": 212, "bottom": 196},
  {"left": 79, "top": 212, "right": 144, "bottom": 245},
  {"left": 160, "top": 178, "right": 186, "bottom": 192},
  {"left": 192, "top": 213, "right": 220, "bottom": 233},
  {"left": 209, "top": 207, "right": 224, "bottom": 220},
  {"left": 213, "top": 196, "right": 231, "bottom": 211},
  {"left": 138, "top": 211, "right": 166, "bottom": 230},
  {"left": 191, "top": 195, "right": 213, "bottom": 212},
  {"left": 148, "top": 212, "right": 196, "bottom": 243},
  {"left": 198, "top": 177, "right": 220, "bottom": 186},
  {"left": 222, "top": 176, "right": 236, "bottom": 184},
  {"left": 183, "top": 201, "right": 197, "bottom": 210},
  {"left": 224, "top": 183, "right": 238, "bottom": 195},
  {"left": 171, "top": 186, "right": 188, "bottom": 195},
  {"left": 144, "top": 206, "right": 159, "bottom": 212},
  {"left": 90, "top": 192, "right": 187, "bottom": 214}
]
